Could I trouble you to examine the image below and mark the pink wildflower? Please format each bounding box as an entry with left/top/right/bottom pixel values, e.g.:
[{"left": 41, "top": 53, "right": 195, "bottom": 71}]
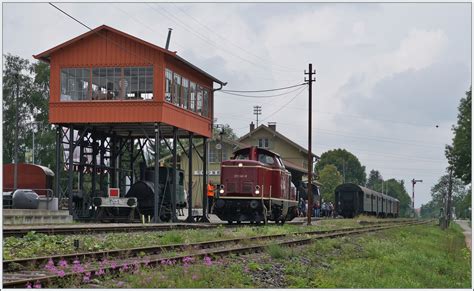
[
  {"left": 203, "top": 256, "right": 213, "bottom": 266},
  {"left": 33, "top": 281, "right": 42, "bottom": 288},
  {"left": 72, "top": 258, "right": 80, "bottom": 265},
  {"left": 143, "top": 258, "right": 150, "bottom": 266},
  {"left": 83, "top": 275, "right": 90, "bottom": 283},
  {"left": 26, "top": 282, "right": 32, "bottom": 288},
  {"left": 95, "top": 268, "right": 105, "bottom": 276},
  {"left": 56, "top": 270, "right": 66, "bottom": 277},
  {"left": 58, "top": 259, "right": 68, "bottom": 268},
  {"left": 160, "top": 259, "right": 167, "bottom": 265},
  {"left": 116, "top": 281, "right": 125, "bottom": 287},
  {"left": 110, "top": 261, "right": 117, "bottom": 269}
]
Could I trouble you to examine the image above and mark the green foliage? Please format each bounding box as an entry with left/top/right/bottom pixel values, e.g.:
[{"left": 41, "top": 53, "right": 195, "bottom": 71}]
[
  {"left": 445, "top": 88, "right": 471, "bottom": 184},
  {"left": 266, "top": 244, "right": 288, "bottom": 259},
  {"left": 285, "top": 224, "right": 471, "bottom": 288},
  {"left": 316, "top": 148, "right": 366, "bottom": 185},
  {"left": 2, "top": 54, "right": 55, "bottom": 167},
  {"left": 384, "top": 179, "right": 412, "bottom": 216},
  {"left": 318, "top": 164, "right": 343, "bottom": 203},
  {"left": 366, "top": 169, "right": 383, "bottom": 191},
  {"left": 422, "top": 174, "right": 471, "bottom": 219}
]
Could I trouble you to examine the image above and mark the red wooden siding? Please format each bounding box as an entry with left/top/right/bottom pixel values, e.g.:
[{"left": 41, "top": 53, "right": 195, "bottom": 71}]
[{"left": 44, "top": 27, "right": 217, "bottom": 138}]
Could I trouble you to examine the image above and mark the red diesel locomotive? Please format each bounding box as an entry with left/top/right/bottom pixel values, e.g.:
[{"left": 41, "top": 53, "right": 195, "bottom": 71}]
[{"left": 213, "top": 146, "right": 298, "bottom": 224}]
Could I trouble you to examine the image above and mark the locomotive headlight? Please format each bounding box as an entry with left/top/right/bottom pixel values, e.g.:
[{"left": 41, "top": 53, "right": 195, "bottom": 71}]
[
  {"left": 219, "top": 185, "right": 225, "bottom": 194},
  {"left": 255, "top": 185, "right": 260, "bottom": 195},
  {"left": 238, "top": 163, "right": 243, "bottom": 167}
]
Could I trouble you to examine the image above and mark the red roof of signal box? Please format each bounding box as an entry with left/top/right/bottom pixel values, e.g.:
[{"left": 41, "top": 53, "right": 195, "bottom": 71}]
[{"left": 34, "top": 24, "right": 225, "bottom": 85}]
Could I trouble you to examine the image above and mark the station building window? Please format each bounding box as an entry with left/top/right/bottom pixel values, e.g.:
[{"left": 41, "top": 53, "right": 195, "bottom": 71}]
[
  {"left": 163, "top": 67, "right": 211, "bottom": 118},
  {"left": 172, "top": 72, "right": 181, "bottom": 106},
  {"left": 182, "top": 78, "right": 189, "bottom": 109},
  {"left": 61, "top": 66, "right": 153, "bottom": 101},
  {"left": 202, "top": 89, "right": 209, "bottom": 117},
  {"left": 197, "top": 85, "right": 203, "bottom": 115},
  {"left": 258, "top": 138, "right": 269, "bottom": 149},
  {"left": 165, "top": 69, "right": 172, "bottom": 102},
  {"left": 189, "top": 82, "right": 196, "bottom": 111}
]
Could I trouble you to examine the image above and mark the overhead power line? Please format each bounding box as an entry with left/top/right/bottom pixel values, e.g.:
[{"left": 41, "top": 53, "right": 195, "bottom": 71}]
[
  {"left": 221, "top": 82, "right": 306, "bottom": 93},
  {"left": 48, "top": 3, "right": 162, "bottom": 69},
  {"left": 171, "top": 3, "right": 301, "bottom": 73},
  {"left": 219, "top": 85, "right": 306, "bottom": 98},
  {"left": 147, "top": 3, "right": 298, "bottom": 75}
]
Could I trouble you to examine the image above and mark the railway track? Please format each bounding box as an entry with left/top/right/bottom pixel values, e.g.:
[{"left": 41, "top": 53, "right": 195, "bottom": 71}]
[
  {"left": 3, "top": 220, "right": 308, "bottom": 237},
  {"left": 3, "top": 220, "right": 432, "bottom": 288}
]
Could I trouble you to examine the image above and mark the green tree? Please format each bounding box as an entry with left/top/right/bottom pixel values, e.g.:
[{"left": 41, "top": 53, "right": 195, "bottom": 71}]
[
  {"left": 318, "top": 164, "right": 343, "bottom": 203},
  {"left": 384, "top": 178, "right": 412, "bottom": 217},
  {"left": 366, "top": 169, "right": 383, "bottom": 191},
  {"left": 29, "top": 61, "right": 55, "bottom": 168},
  {"left": 315, "top": 148, "right": 366, "bottom": 185},
  {"left": 3, "top": 54, "right": 35, "bottom": 165},
  {"left": 429, "top": 174, "right": 470, "bottom": 218},
  {"left": 445, "top": 88, "right": 471, "bottom": 184}
]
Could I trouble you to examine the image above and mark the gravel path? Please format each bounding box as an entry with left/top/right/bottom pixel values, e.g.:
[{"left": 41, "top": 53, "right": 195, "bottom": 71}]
[{"left": 455, "top": 220, "right": 471, "bottom": 251}]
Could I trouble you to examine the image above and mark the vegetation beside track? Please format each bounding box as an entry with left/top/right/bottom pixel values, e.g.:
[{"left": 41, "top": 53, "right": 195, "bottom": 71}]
[
  {"left": 3, "top": 219, "right": 362, "bottom": 260},
  {"left": 87, "top": 222, "right": 470, "bottom": 288}
]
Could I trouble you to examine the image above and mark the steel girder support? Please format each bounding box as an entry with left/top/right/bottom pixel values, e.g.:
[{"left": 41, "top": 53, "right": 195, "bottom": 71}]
[
  {"left": 67, "top": 125, "right": 74, "bottom": 216},
  {"left": 185, "top": 133, "right": 195, "bottom": 222},
  {"left": 153, "top": 123, "right": 161, "bottom": 223},
  {"left": 171, "top": 127, "right": 178, "bottom": 222},
  {"left": 200, "top": 137, "right": 210, "bottom": 222}
]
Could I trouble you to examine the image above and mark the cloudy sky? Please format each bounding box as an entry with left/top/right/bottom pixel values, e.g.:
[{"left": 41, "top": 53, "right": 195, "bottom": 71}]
[{"left": 3, "top": 2, "right": 471, "bottom": 207}]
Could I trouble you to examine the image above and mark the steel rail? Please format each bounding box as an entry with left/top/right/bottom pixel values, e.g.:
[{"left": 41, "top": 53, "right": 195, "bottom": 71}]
[
  {"left": 3, "top": 220, "right": 431, "bottom": 288},
  {"left": 3, "top": 220, "right": 306, "bottom": 237}
]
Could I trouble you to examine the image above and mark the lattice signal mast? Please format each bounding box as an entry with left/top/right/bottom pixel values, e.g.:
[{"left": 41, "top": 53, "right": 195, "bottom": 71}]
[{"left": 253, "top": 106, "right": 262, "bottom": 127}]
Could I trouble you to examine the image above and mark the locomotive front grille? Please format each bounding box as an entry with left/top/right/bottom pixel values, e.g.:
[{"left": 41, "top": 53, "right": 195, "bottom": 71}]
[
  {"left": 242, "top": 182, "right": 253, "bottom": 193},
  {"left": 227, "top": 183, "right": 236, "bottom": 193}
]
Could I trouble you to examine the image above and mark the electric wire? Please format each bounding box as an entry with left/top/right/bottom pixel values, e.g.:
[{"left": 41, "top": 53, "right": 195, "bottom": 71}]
[
  {"left": 170, "top": 3, "right": 301, "bottom": 73},
  {"left": 147, "top": 3, "right": 298, "bottom": 75},
  {"left": 48, "top": 3, "right": 162, "bottom": 70},
  {"left": 221, "top": 82, "right": 307, "bottom": 93},
  {"left": 219, "top": 85, "right": 306, "bottom": 98}
]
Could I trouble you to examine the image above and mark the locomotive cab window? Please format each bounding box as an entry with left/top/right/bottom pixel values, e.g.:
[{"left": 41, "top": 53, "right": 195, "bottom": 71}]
[
  {"left": 234, "top": 152, "right": 249, "bottom": 160},
  {"left": 258, "top": 153, "right": 275, "bottom": 165}
]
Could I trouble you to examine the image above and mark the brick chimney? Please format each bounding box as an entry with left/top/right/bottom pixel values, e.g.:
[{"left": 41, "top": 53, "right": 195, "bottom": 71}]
[
  {"left": 250, "top": 122, "right": 255, "bottom": 132},
  {"left": 268, "top": 122, "right": 276, "bottom": 131}
]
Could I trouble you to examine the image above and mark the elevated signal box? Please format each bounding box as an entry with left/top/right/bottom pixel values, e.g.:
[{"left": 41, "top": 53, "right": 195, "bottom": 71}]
[{"left": 34, "top": 25, "right": 224, "bottom": 222}]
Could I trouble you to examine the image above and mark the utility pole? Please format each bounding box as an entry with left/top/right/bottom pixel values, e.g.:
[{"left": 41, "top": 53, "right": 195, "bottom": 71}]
[
  {"left": 411, "top": 178, "right": 423, "bottom": 218},
  {"left": 253, "top": 106, "right": 262, "bottom": 127},
  {"left": 305, "top": 63, "right": 316, "bottom": 225},
  {"left": 446, "top": 168, "right": 453, "bottom": 227},
  {"left": 13, "top": 69, "right": 20, "bottom": 191}
]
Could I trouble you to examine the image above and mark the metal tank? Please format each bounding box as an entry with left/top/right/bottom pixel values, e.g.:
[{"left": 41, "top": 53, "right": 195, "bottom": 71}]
[{"left": 12, "top": 189, "right": 40, "bottom": 209}]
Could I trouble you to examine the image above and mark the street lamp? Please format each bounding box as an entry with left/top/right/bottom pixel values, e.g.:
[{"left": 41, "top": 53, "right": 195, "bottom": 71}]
[
  {"left": 411, "top": 179, "right": 423, "bottom": 217},
  {"left": 28, "top": 121, "right": 42, "bottom": 164}
]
